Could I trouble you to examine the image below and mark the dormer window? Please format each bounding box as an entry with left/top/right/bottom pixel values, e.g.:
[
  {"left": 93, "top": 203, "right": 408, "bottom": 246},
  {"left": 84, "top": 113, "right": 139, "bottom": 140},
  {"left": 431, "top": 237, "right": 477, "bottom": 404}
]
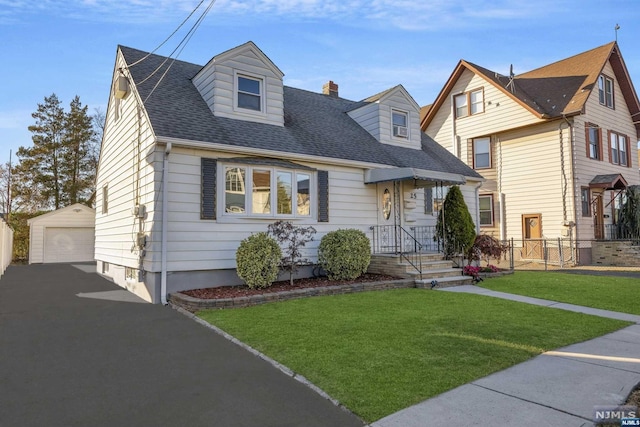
[
  {"left": 237, "top": 74, "right": 262, "bottom": 112},
  {"left": 598, "top": 75, "right": 614, "bottom": 109},
  {"left": 392, "top": 110, "right": 409, "bottom": 138}
]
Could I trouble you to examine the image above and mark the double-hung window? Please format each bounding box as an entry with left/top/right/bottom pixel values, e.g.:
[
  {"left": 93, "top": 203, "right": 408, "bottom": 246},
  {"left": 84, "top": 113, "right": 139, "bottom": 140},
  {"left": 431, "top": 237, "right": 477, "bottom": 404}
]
[
  {"left": 581, "top": 187, "right": 590, "bottom": 217},
  {"left": 223, "top": 165, "right": 311, "bottom": 217},
  {"left": 598, "top": 75, "right": 614, "bottom": 109},
  {"left": 392, "top": 110, "right": 408, "bottom": 138},
  {"left": 473, "top": 137, "right": 491, "bottom": 169},
  {"left": 455, "top": 89, "right": 484, "bottom": 119},
  {"left": 479, "top": 195, "right": 493, "bottom": 226},
  {"left": 237, "top": 75, "right": 262, "bottom": 112},
  {"left": 609, "top": 131, "right": 629, "bottom": 166},
  {"left": 586, "top": 124, "right": 601, "bottom": 160}
]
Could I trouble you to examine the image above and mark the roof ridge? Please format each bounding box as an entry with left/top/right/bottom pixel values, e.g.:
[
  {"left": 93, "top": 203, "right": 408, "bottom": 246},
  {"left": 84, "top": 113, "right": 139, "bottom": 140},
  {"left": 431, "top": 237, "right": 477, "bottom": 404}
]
[{"left": 517, "top": 41, "right": 615, "bottom": 77}]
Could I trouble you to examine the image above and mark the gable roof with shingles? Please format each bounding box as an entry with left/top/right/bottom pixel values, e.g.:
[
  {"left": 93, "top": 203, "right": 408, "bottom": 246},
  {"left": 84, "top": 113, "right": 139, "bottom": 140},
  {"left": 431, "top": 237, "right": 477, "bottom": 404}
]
[
  {"left": 118, "top": 45, "right": 482, "bottom": 180},
  {"left": 422, "top": 42, "right": 640, "bottom": 137}
]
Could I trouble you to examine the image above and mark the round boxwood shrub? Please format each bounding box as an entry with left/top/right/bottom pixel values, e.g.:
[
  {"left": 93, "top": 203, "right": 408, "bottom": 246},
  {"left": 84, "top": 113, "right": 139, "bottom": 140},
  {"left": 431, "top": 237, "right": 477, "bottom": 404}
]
[
  {"left": 318, "top": 229, "right": 371, "bottom": 280},
  {"left": 236, "top": 232, "right": 282, "bottom": 289}
]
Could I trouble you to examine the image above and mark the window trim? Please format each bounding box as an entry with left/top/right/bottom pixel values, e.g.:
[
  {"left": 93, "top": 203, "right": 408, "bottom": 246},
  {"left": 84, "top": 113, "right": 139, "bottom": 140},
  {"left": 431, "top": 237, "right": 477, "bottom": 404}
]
[
  {"left": 598, "top": 74, "right": 615, "bottom": 109},
  {"left": 219, "top": 163, "right": 314, "bottom": 219},
  {"left": 585, "top": 123, "right": 603, "bottom": 161},
  {"left": 478, "top": 194, "right": 494, "bottom": 227},
  {"left": 233, "top": 71, "right": 266, "bottom": 115},
  {"left": 454, "top": 88, "right": 484, "bottom": 119},
  {"left": 391, "top": 109, "right": 409, "bottom": 139},
  {"left": 472, "top": 137, "right": 491, "bottom": 169},
  {"left": 581, "top": 187, "right": 591, "bottom": 217}
]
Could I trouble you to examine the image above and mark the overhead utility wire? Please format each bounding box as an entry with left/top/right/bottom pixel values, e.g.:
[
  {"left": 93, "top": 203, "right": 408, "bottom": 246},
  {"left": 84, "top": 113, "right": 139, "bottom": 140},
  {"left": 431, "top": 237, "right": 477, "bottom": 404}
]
[
  {"left": 142, "top": 0, "right": 217, "bottom": 104},
  {"left": 126, "top": 0, "right": 208, "bottom": 69}
]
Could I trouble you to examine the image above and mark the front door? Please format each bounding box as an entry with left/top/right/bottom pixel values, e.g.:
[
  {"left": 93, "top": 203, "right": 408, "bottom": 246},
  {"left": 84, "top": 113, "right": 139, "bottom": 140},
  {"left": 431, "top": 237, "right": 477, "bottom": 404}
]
[
  {"left": 593, "top": 193, "right": 605, "bottom": 239},
  {"left": 522, "top": 213, "right": 542, "bottom": 259},
  {"left": 376, "top": 184, "right": 398, "bottom": 252}
]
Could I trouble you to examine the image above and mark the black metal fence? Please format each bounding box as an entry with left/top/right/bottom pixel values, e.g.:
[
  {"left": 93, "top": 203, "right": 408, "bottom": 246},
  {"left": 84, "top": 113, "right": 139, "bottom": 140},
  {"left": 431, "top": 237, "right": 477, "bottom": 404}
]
[
  {"left": 370, "top": 225, "right": 639, "bottom": 271},
  {"left": 604, "top": 224, "right": 640, "bottom": 241}
]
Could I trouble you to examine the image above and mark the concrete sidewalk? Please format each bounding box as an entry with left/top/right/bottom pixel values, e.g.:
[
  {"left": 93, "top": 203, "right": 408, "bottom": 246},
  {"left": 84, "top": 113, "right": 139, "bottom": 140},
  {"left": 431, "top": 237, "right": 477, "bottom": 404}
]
[
  {"left": 371, "top": 286, "right": 640, "bottom": 426},
  {"left": 439, "top": 284, "right": 640, "bottom": 323}
]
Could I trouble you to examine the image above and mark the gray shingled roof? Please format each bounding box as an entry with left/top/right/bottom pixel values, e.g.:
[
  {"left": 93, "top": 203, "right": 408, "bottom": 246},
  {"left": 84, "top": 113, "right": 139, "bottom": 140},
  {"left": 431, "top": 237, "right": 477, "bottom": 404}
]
[{"left": 120, "top": 46, "right": 481, "bottom": 180}]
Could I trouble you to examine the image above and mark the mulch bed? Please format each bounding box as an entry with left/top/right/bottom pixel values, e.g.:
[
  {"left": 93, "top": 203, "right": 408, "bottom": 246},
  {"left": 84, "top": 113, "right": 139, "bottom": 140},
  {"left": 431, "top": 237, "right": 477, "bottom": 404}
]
[{"left": 181, "top": 273, "right": 399, "bottom": 300}]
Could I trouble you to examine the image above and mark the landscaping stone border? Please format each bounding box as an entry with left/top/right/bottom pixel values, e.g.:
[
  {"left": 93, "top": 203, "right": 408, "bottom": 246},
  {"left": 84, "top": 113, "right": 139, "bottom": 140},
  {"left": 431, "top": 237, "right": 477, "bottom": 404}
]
[{"left": 169, "top": 278, "right": 417, "bottom": 312}]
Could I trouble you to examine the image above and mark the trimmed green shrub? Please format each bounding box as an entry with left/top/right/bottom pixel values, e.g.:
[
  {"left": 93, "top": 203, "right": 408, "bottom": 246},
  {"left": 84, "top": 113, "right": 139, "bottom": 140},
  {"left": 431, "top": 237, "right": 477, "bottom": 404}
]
[
  {"left": 236, "top": 232, "right": 282, "bottom": 289},
  {"left": 436, "top": 185, "right": 476, "bottom": 259},
  {"left": 318, "top": 229, "right": 371, "bottom": 280}
]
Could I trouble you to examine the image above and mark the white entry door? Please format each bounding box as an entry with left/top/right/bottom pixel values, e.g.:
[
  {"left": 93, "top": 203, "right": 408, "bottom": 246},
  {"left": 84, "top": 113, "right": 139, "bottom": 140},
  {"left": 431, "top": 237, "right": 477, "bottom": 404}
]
[{"left": 376, "top": 184, "right": 398, "bottom": 252}]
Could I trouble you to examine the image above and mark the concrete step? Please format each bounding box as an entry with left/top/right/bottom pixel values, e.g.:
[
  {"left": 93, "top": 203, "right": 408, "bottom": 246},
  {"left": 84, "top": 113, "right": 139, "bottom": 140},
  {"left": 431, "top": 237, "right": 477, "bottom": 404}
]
[
  {"left": 404, "top": 268, "right": 465, "bottom": 280},
  {"left": 399, "top": 260, "right": 454, "bottom": 271},
  {"left": 415, "top": 275, "right": 474, "bottom": 288}
]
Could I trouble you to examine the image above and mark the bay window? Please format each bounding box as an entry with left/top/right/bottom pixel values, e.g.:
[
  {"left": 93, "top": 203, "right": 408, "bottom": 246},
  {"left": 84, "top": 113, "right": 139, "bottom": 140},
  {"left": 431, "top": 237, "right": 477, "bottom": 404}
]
[{"left": 223, "top": 164, "right": 312, "bottom": 218}]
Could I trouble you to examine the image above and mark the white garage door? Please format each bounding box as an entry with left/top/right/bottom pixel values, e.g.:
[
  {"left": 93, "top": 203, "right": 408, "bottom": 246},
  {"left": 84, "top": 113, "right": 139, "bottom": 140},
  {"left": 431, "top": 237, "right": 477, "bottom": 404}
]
[{"left": 44, "top": 227, "right": 95, "bottom": 263}]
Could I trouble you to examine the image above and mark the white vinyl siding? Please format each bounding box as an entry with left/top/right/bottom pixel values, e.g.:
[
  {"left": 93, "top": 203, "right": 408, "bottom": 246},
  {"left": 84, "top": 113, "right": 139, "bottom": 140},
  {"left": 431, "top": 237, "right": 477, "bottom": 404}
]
[
  {"left": 94, "top": 48, "right": 159, "bottom": 286},
  {"left": 192, "top": 43, "right": 284, "bottom": 127},
  {"left": 348, "top": 87, "right": 422, "bottom": 150},
  {"left": 499, "top": 123, "right": 567, "bottom": 240},
  {"left": 426, "top": 69, "right": 545, "bottom": 156}
]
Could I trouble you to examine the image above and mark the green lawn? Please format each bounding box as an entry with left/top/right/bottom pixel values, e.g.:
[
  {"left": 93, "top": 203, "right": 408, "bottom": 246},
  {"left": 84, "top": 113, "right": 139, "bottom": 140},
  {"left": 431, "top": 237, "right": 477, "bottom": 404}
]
[
  {"left": 481, "top": 271, "right": 640, "bottom": 315},
  {"left": 198, "top": 289, "right": 629, "bottom": 422}
]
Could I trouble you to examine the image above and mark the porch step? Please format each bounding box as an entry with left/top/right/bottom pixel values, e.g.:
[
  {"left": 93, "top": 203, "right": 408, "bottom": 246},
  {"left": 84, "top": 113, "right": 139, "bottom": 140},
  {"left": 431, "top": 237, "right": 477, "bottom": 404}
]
[
  {"left": 406, "top": 268, "right": 465, "bottom": 280},
  {"left": 369, "top": 253, "right": 472, "bottom": 288},
  {"left": 415, "top": 275, "right": 474, "bottom": 288}
]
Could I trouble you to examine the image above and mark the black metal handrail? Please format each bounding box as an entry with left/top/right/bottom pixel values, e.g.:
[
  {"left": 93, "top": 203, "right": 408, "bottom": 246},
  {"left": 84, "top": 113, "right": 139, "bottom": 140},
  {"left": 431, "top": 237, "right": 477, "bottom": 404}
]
[{"left": 370, "top": 225, "right": 427, "bottom": 279}]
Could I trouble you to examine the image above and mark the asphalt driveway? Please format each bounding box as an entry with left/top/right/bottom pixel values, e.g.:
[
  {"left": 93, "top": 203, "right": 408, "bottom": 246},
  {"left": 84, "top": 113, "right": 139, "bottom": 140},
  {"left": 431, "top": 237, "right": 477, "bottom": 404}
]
[{"left": 0, "top": 263, "right": 364, "bottom": 427}]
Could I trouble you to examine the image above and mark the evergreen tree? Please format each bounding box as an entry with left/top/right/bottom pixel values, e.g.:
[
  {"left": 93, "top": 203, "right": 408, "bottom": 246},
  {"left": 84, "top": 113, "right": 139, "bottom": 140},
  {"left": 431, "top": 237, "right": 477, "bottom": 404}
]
[
  {"left": 17, "top": 93, "right": 66, "bottom": 209},
  {"left": 14, "top": 94, "right": 97, "bottom": 211},
  {"left": 436, "top": 185, "right": 476, "bottom": 259},
  {"left": 63, "top": 96, "right": 94, "bottom": 204},
  {"left": 617, "top": 185, "right": 640, "bottom": 238}
]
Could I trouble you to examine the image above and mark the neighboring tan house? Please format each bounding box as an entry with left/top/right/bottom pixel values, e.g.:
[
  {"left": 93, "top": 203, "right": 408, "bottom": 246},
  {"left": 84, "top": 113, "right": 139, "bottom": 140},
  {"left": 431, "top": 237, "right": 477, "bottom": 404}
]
[
  {"left": 96, "top": 41, "right": 483, "bottom": 303},
  {"left": 421, "top": 41, "right": 640, "bottom": 264}
]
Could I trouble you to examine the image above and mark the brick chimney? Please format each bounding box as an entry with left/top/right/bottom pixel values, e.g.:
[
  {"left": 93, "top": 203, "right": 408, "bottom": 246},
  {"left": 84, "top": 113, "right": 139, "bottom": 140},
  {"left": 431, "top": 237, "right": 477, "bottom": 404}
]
[{"left": 322, "top": 80, "right": 339, "bottom": 98}]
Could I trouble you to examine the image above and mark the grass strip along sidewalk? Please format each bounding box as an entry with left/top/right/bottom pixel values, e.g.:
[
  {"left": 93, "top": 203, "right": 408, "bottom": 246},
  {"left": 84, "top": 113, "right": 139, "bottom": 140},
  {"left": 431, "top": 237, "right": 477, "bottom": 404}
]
[
  {"left": 198, "top": 288, "right": 629, "bottom": 422},
  {"left": 480, "top": 271, "right": 640, "bottom": 315}
]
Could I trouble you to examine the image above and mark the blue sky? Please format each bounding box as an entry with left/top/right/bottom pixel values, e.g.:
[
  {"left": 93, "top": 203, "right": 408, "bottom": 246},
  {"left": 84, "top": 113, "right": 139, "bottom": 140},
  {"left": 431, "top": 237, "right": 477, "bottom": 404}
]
[{"left": 1, "top": 0, "right": 639, "bottom": 166}]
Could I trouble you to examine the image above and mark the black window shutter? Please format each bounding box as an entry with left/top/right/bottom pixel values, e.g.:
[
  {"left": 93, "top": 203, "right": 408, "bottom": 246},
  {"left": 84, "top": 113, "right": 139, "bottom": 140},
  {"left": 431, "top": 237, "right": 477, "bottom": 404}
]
[
  {"left": 317, "top": 170, "right": 329, "bottom": 222},
  {"left": 201, "top": 158, "right": 217, "bottom": 220}
]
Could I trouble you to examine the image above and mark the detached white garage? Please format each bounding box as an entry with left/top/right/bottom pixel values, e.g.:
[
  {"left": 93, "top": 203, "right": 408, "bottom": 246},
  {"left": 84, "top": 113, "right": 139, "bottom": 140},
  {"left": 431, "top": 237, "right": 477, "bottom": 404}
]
[{"left": 27, "top": 203, "right": 96, "bottom": 264}]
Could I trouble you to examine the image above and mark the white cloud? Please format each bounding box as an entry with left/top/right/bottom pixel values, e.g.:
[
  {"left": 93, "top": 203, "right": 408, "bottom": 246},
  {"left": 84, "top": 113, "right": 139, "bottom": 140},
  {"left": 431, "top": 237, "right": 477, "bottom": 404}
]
[{"left": 0, "top": 0, "right": 563, "bottom": 29}]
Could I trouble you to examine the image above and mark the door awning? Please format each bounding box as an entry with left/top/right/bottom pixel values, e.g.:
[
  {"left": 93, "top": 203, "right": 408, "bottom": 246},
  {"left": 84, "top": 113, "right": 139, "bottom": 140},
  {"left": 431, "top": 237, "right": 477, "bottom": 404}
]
[
  {"left": 364, "top": 167, "right": 469, "bottom": 186},
  {"left": 589, "top": 174, "right": 628, "bottom": 190}
]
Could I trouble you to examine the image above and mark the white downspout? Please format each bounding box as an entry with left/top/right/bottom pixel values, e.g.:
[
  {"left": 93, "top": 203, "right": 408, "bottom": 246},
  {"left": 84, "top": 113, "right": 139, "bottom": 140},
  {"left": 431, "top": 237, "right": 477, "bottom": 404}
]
[{"left": 160, "top": 142, "right": 172, "bottom": 305}]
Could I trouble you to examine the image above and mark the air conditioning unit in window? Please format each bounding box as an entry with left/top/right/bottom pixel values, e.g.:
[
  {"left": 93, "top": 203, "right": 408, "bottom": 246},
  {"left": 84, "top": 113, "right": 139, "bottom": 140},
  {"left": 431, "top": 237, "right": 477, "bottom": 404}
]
[{"left": 394, "top": 126, "right": 408, "bottom": 138}]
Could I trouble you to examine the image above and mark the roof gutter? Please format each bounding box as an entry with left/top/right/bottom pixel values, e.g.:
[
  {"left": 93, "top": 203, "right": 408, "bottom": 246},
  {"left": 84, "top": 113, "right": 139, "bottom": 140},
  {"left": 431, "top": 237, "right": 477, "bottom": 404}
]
[
  {"left": 156, "top": 136, "right": 390, "bottom": 170},
  {"left": 155, "top": 136, "right": 482, "bottom": 180},
  {"left": 160, "top": 142, "right": 172, "bottom": 305}
]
